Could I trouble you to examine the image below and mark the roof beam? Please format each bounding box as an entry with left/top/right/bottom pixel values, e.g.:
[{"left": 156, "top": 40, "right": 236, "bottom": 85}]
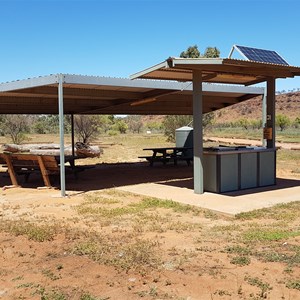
[
  {"left": 175, "top": 63, "right": 296, "bottom": 79},
  {"left": 8, "top": 86, "right": 146, "bottom": 100}
]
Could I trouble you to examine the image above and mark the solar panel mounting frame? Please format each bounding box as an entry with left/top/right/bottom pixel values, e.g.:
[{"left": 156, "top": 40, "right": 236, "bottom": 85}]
[{"left": 229, "top": 44, "right": 289, "bottom": 66}]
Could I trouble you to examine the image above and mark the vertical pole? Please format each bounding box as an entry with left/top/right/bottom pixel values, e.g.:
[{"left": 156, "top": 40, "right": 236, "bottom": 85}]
[
  {"left": 192, "top": 70, "right": 204, "bottom": 194},
  {"left": 71, "top": 114, "right": 75, "bottom": 157},
  {"left": 262, "top": 87, "right": 267, "bottom": 147},
  {"left": 58, "top": 74, "right": 66, "bottom": 197},
  {"left": 266, "top": 77, "right": 276, "bottom": 149}
]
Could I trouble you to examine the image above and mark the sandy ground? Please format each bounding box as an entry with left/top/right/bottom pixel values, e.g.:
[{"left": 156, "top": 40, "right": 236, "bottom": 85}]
[
  {"left": 0, "top": 136, "right": 300, "bottom": 300},
  {"left": 0, "top": 161, "right": 300, "bottom": 299}
]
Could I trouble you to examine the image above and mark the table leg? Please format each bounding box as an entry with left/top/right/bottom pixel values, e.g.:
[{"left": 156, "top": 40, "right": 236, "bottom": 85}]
[
  {"left": 150, "top": 151, "right": 157, "bottom": 167},
  {"left": 162, "top": 150, "right": 167, "bottom": 165}
]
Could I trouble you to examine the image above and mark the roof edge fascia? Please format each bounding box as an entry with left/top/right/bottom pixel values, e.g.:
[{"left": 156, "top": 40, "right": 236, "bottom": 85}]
[
  {"left": 0, "top": 74, "right": 59, "bottom": 92},
  {"left": 202, "top": 83, "right": 264, "bottom": 95},
  {"left": 169, "top": 57, "right": 224, "bottom": 67},
  {"left": 0, "top": 72, "right": 264, "bottom": 96},
  {"left": 130, "top": 58, "right": 224, "bottom": 80},
  {"left": 63, "top": 73, "right": 193, "bottom": 91},
  {"left": 63, "top": 73, "right": 264, "bottom": 95},
  {"left": 130, "top": 61, "right": 168, "bottom": 80}
]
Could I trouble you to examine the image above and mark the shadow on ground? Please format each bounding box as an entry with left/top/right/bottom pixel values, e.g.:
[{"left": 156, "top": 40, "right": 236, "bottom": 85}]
[
  {"left": 1, "top": 162, "right": 193, "bottom": 192},
  {"left": 222, "top": 178, "right": 300, "bottom": 196},
  {"left": 1, "top": 162, "right": 299, "bottom": 195},
  {"left": 159, "top": 177, "right": 300, "bottom": 195}
]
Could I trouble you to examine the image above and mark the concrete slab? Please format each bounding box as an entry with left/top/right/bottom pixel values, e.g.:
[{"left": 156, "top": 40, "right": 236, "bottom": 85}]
[
  {"left": 2, "top": 161, "right": 299, "bottom": 215},
  {"left": 117, "top": 178, "right": 300, "bottom": 215}
]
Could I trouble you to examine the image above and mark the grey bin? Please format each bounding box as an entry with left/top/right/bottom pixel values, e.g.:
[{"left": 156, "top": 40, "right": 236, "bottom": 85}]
[{"left": 175, "top": 126, "right": 193, "bottom": 157}]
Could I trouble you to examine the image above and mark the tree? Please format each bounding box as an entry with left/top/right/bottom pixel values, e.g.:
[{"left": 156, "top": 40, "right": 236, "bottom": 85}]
[
  {"left": 97, "top": 115, "right": 114, "bottom": 134},
  {"left": 250, "top": 119, "right": 262, "bottom": 130},
  {"left": 32, "top": 115, "right": 71, "bottom": 134},
  {"left": 238, "top": 118, "right": 250, "bottom": 130},
  {"left": 180, "top": 45, "right": 221, "bottom": 59},
  {"left": 74, "top": 115, "right": 102, "bottom": 144},
  {"left": 163, "top": 112, "right": 215, "bottom": 142},
  {"left": 2, "top": 114, "right": 31, "bottom": 144},
  {"left": 0, "top": 115, "right": 5, "bottom": 136},
  {"left": 294, "top": 117, "right": 300, "bottom": 128},
  {"left": 276, "top": 114, "right": 290, "bottom": 131},
  {"left": 163, "top": 115, "right": 192, "bottom": 142},
  {"left": 113, "top": 118, "right": 128, "bottom": 134},
  {"left": 203, "top": 47, "right": 220, "bottom": 58},
  {"left": 202, "top": 112, "right": 215, "bottom": 130},
  {"left": 146, "top": 121, "right": 163, "bottom": 133},
  {"left": 180, "top": 45, "right": 200, "bottom": 58},
  {"left": 126, "top": 115, "right": 143, "bottom": 133}
]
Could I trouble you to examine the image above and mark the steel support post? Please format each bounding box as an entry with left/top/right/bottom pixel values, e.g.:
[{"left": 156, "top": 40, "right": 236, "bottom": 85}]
[
  {"left": 192, "top": 70, "right": 204, "bottom": 194},
  {"left": 58, "top": 74, "right": 66, "bottom": 197},
  {"left": 71, "top": 114, "right": 75, "bottom": 157},
  {"left": 266, "top": 77, "right": 276, "bottom": 149},
  {"left": 262, "top": 87, "right": 267, "bottom": 147}
]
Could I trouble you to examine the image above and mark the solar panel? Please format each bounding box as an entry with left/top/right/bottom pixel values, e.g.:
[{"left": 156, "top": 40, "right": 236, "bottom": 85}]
[{"left": 233, "top": 45, "right": 289, "bottom": 65}]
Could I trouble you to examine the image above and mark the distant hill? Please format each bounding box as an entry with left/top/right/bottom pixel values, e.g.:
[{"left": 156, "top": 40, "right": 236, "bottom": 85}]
[
  {"left": 140, "top": 91, "right": 300, "bottom": 126},
  {"left": 212, "top": 91, "right": 300, "bottom": 124}
]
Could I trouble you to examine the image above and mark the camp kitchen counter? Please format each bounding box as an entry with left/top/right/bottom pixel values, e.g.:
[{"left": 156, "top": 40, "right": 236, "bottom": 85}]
[{"left": 203, "top": 146, "right": 276, "bottom": 193}]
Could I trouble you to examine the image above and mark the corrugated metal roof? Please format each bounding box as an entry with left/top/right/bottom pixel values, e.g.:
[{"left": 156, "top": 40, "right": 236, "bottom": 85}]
[
  {"left": 131, "top": 57, "right": 300, "bottom": 86},
  {"left": 0, "top": 73, "right": 264, "bottom": 115}
]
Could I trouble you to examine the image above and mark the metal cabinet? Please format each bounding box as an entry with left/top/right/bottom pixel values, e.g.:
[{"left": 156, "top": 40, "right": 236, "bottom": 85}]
[{"left": 203, "top": 149, "right": 276, "bottom": 193}]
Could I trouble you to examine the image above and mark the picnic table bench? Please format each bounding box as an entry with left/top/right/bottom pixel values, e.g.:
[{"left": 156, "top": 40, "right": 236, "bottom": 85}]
[
  {"left": 0, "top": 152, "right": 84, "bottom": 188},
  {"left": 139, "top": 147, "right": 193, "bottom": 167}
]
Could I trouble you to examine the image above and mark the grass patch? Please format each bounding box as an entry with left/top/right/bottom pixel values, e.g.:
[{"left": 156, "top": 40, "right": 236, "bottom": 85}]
[
  {"left": 230, "top": 256, "right": 251, "bottom": 266},
  {"left": 243, "top": 228, "right": 300, "bottom": 242},
  {"left": 254, "top": 244, "right": 300, "bottom": 266},
  {"left": 225, "top": 245, "right": 252, "bottom": 266},
  {"left": 1, "top": 220, "right": 56, "bottom": 242},
  {"left": 42, "top": 268, "right": 61, "bottom": 281},
  {"left": 80, "top": 294, "right": 110, "bottom": 300},
  {"left": 236, "top": 201, "right": 300, "bottom": 221},
  {"left": 72, "top": 236, "right": 161, "bottom": 272},
  {"left": 276, "top": 128, "right": 300, "bottom": 143},
  {"left": 277, "top": 149, "right": 300, "bottom": 174},
  {"left": 132, "top": 197, "right": 202, "bottom": 214},
  {"left": 213, "top": 289, "right": 232, "bottom": 296},
  {"left": 225, "top": 243, "right": 300, "bottom": 267},
  {"left": 77, "top": 194, "right": 205, "bottom": 218},
  {"left": 278, "top": 149, "right": 300, "bottom": 161},
  {"left": 84, "top": 193, "right": 121, "bottom": 205},
  {"left": 286, "top": 280, "right": 300, "bottom": 291},
  {"left": 33, "top": 287, "right": 106, "bottom": 300},
  {"left": 77, "top": 205, "right": 137, "bottom": 217},
  {"left": 34, "top": 287, "right": 66, "bottom": 300},
  {"left": 207, "top": 224, "right": 241, "bottom": 241},
  {"left": 211, "top": 224, "right": 241, "bottom": 232},
  {"left": 224, "top": 245, "right": 252, "bottom": 255},
  {"left": 244, "top": 276, "right": 272, "bottom": 298}
]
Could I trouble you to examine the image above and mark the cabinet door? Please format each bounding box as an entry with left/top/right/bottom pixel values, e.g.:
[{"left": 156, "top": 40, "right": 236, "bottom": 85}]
[
  {"left": 241, "top": 153, "right": 257, "bottom": 189},
  {"left": 220, "top": 154, "right": 238, "bottom": 192},
  {"left": 259, "top": 151, "right": 275, "bottom": 186},
  {"left": 203, "top": 155, "right": 217, "bottom": 193}
]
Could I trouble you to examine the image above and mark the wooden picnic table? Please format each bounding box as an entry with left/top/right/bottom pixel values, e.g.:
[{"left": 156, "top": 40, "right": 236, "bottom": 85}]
[
  {"left": 0, "top": 153, "right": 85, "bottom": 188},
  {"left": 139, "top": 146, "right": 193, "bottom": 166}
]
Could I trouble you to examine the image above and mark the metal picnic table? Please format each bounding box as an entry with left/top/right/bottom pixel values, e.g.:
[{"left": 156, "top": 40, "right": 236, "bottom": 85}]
[{"left": 139, "top": 146, "right": 193, "bottom": 166}]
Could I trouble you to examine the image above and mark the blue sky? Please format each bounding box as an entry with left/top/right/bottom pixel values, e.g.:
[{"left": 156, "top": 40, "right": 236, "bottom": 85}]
[{"left": 1, "top": 0, "right": 300, "bottom": 92}]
